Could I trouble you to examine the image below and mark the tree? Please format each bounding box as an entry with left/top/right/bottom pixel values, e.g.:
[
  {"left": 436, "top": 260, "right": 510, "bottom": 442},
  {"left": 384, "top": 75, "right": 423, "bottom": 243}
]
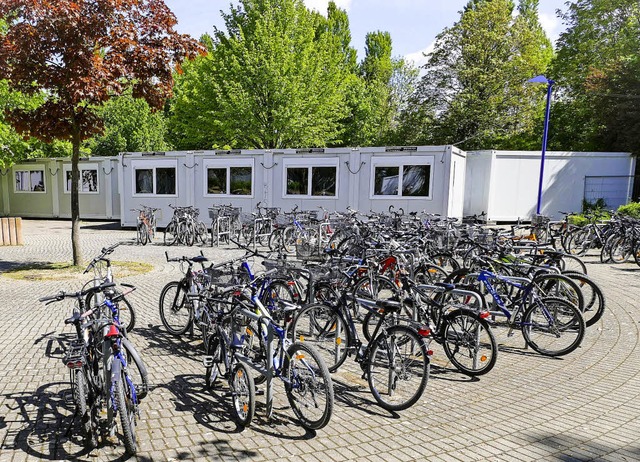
[
  {"left": 89, "top": 93, "right": 170, "bottom": 156},
  {"left": 167, "top": 36, "right": 225, "bottom": 150},
  {"left": 0, "top": 0, "right": 201, "bottom": 265},
  {"left": 550, "top": 0, "right": 640, "bottom": 153},
  {"left": 406, "top": 0, "right": 552, "bottom": 149},
  {"left": 210, "top": 0, "right": 349, "bottom": 148}
]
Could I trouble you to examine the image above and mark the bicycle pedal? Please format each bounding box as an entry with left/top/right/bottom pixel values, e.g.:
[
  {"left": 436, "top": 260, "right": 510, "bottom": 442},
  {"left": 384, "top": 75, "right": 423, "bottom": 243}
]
[
  {"left": 255, "top": 389, "right": 265, "bottom": 396},
  {"left": 202, "top": 356, "right": 214, "bottom": 368}
]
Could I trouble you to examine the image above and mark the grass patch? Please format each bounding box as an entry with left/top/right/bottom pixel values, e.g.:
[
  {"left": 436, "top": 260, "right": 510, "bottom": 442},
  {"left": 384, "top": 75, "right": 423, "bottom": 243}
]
[{"left": 2, "top": 260, "right": 153, "bottom": 281}]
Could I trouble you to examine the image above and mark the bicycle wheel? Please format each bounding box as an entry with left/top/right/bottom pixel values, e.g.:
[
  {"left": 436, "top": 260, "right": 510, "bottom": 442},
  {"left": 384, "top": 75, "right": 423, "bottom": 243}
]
[
  {"left": 367, "top": 325, "right": 429, "bottom": 411},
  {"left": 291, "top": 303, "right": 349, "bottom": 372},
  {"left": 441, "top": 310, "right": 497, "bottom": 376},
  {"left": 228, "top": 361, "right": 255, "bottom": 428},
  {"left": 530, "top": 273, "right": 584, "bottom": 313},
  {"left": 414, "top": 263, "right": 448, "bottom": 285},
  {"left": 205, "top": 334, "right": 223, "bottom": 390},
  {"left": 284, "top": 342, "right": 334, "bottom": 430},
  {"left": 281, "top": 226, "right": 296, "bottom": 254},
  {"left": 158, "top": 281, "right": 193, "bottom": 336},
  {"left": 565, "top": 228, "right": 591, "bottom": 256},
  {"left": 429, "top": 253, "right": 460, "bottom": 273},
  {"left": 312, "top": 281, "right": 340, "bottom": 306},
  {"left": 86, "top": 291, "right": 136, "bottom": 333},
  {"left": 183, "top": 222, "right": 195, "bottom": 247},
  {"left": 521, "top": 296, "right": 585, "bottom": 357},
  {"left": 562, "top": 272, "right": 606, "bottom": 327},
  {"left": 137, "top": 222, "right": 149, "bottom": 246},
  {"left": 73, "top": 369, "right": 91, "bottom": 443},
  {"left": 559, "top": 254, "right": 588, "bottom": 275},
  {"left": 122, "top": 337, "right": 149, "bottom": 401},
  {"left": 114, "top": 369, "right": 137, "bottom": 455},
  {"left": 163, "top": 222, "right": 178, "bottom": 246},
  {"left": 349, "top": 275, "right": 399, "bottom": 320},
  {"left": 260, "top": 280, "right": 295, "bottom": 325}
]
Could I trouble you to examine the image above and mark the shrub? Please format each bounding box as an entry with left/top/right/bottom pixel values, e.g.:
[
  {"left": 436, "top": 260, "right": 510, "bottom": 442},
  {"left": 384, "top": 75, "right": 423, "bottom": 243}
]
[{"left": 617, "top": 201, "right": 640, "bottom": 219}]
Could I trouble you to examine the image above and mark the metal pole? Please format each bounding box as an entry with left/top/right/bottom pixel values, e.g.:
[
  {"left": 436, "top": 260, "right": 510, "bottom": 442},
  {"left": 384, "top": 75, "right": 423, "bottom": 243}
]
[{"left": 536, "top": 80, "right": 554, "bottom": 215}]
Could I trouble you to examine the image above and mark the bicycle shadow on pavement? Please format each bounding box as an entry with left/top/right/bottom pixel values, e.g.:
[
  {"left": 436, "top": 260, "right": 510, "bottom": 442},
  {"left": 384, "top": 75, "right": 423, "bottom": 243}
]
[
  {"left": 134, "top": 324, "right": 203, "bottom": 359},
  {"left": 329, "top": 373, "right": 401, "bottom": 419},
  {"left": 161, "top": 374, "right": 315, "bottom": 443},
  {"left": 525, "top": 430, "right": 640, "bottom": 461},
  {"left": 0, "top": 382, "right": 94, "bottom": 461}
]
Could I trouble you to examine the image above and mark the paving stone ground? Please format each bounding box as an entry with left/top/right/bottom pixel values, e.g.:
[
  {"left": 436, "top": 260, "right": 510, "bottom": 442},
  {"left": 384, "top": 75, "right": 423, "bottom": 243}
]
[{"left": 0, "top": 219, "right": 639, "bottom": 461}]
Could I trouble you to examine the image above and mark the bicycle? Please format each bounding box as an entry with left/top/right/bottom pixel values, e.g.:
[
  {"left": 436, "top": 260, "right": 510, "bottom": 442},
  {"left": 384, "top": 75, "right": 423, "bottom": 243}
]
[
  {"left": 291, "top": 291, "right": 430, "bottom": 411},
  {"left": 470, "top": 269, "right": 586, "bottom": 356},
  {"left": 131, "top": 206, "right": 158, "bottom": 245},
  {"left": 39, "top": 282, "right": 148, "bottom": 454},
  {"left": 228, "top": 286, "right": 335, "bottom": 429}
]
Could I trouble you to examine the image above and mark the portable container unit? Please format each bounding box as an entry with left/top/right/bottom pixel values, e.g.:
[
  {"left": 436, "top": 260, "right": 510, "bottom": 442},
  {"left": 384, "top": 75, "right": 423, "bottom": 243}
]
[
  {"left": 464, "top": 150, "right": 636, "bottom": 221},
  {"left": 119, "top": 145, "right": 467, "bottom": 227},
  {"left": 0, "top": 156, "right": 120, "bottom": 219}
]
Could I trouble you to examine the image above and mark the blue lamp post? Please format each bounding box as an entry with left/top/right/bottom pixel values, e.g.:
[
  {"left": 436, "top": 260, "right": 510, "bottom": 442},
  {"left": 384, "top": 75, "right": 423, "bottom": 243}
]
[{"left": 527, "top": 75, "right": 555, "bottom": 215}]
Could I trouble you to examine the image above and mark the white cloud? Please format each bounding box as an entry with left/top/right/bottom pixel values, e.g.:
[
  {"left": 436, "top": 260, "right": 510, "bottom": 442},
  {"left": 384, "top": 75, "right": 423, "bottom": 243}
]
[
  {"left": 302, "top": 0, "right": 352, "bottom": 15},
  {"left": 404, "top": 42, "right": 435, "bottom": 68},
  {"left": 539, "top": 11, "right": 562, "bottom": 42}
]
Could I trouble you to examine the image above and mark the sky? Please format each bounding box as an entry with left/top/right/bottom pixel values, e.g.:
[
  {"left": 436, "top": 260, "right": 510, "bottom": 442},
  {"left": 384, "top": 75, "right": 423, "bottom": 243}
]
[{"left": 163, "top": 0, "right": 566, "bottom": 67}]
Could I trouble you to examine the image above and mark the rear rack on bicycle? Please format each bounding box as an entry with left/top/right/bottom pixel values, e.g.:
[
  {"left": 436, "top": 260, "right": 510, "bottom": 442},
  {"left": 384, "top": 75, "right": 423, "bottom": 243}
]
[{"left": 63, "top": 340, "right": 87, "bottom": 369}]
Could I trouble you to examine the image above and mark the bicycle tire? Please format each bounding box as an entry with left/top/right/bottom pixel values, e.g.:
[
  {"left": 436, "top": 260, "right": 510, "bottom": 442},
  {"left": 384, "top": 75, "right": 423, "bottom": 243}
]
[
  {"left": 114, "top": 368, "right": 137, "bottom": 455},
  {"left": 158, "top": 281, "right": 193, "bottom": 336},
  {"left": 122, "top": 337, "right": 149, "bottom": 401},
  {"left": 312, "top": 281, "right": 340, "bottom": 306},
  {"left": 441, "top": 309, "right": 497, "bottom": 376},
  {"left": 205, "top": 335, "right": 223, "bottom": 390},
  {"left": 367, "top": 325, "right": 429, "bottom": 411},
  {"left": 260, "top": 280, "right": 295, "bottom": 325},
  {"left": 163, "top": 222, "right": 178, "bottom": 246},
  {"left": 137, "top": 222, "right": 149, "bottom": 246},
  {"left": 73, "top": 369, "right": 90, "bottom": 441},
  {"left": 530, "top": 273, "right": 584, "bottom": 313},
  {"left": 281, "top": 226, "right": 296, "bottom": 254},
  {"left": 228, "top": 361, "right": 255, "bottom": 428},
  {"left": 559, "top": 254, "right": 588, "bottom": 275},
  {"left": 284, "top": 342, "right": 334, "bottom": 430},
  {"left": 349, "top": 275, "right": 399, "bottom": 321},
  {"left": 291, "top": 303, "right": 349, "bottom": 372},
  {"left": 562, "top": 271, "right": 606, "bottom": 327},
  {"left": 414, "top": 263, "right": 449, "bottom": 285},
  {"left": 86, "top": 291, "right": 136, "bottom": 333},
  {"left": 521, "top": 296, "right": 585, "bottom": 357}
]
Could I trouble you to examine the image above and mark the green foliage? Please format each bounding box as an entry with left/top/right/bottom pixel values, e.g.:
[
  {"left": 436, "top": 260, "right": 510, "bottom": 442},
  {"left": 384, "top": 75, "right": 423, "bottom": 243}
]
[
  {"left": 550, "top": 0, "right": 640, "bottom": 153},
  {"left": 88, "top": 93, "right": 170, "bottom": 156},
  {"left": 616, "top": 201, "right": 640, "bottom": 219},
  {"left": 209, "top": 0, "right": 350, "bottom": 148},
  {"left": 403, "top": 0, "right": 552, "bottom": 149},
  {"left": 582, "top": 197, "right": 608, "bottom": 213}
]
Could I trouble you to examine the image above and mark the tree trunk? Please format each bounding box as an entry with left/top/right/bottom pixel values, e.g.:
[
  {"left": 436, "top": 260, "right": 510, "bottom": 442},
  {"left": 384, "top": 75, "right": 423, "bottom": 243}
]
[{"left": 71, "top": 127, "right": 82, "bottom": 266}]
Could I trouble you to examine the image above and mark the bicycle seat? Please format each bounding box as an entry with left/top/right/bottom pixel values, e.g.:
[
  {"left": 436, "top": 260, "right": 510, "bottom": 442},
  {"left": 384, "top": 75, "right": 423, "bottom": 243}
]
[
  {"left": 65, "top": 312, "right": 82, "bottom": 325},
  {"left": 191, "top": 255, "right": 208, "bottom": 263},
  {"left": 435, "top": 282, "right": 455, "bottom": 291}
]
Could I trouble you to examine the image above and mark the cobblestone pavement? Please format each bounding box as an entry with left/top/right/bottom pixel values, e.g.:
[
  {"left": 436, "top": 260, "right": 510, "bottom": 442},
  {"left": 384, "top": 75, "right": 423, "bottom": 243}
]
[{"left": 0, "top": 220, "right": 639, "bottom": 462}]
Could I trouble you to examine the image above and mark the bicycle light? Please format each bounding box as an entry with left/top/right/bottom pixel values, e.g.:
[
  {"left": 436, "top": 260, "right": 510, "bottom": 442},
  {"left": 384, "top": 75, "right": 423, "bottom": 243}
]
[
  {"left": 479, "top": 311, "right": 491, "bottom": 319},
  {"left": 417, "top": 327, "right": 431, "bottom": 337},
  {"left": 66, "top": 360, "right": 84, "bottom": 369}
]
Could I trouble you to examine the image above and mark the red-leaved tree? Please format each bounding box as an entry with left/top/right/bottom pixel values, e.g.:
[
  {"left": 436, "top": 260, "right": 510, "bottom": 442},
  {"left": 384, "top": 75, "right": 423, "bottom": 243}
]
[{"left": 0, "top": 0, "right": 202, "bottom": 264}]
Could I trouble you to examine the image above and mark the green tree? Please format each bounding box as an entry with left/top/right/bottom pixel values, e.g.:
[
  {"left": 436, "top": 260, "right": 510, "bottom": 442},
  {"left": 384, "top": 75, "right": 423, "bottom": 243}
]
[
  {"left": 210, "top": 0, "right": 349, "bottom": 148},
  {"left": 167, "top": 36, "right": 224, "bottom": 150},
  {"left": 89, "top": 93, "right": 170, "bottom": 156},
  {"left": 550, "top": 0, "right": 640, "bottom": 153},
  {"left": 406, "top": 0, "right": 552, "bottom": 149}
]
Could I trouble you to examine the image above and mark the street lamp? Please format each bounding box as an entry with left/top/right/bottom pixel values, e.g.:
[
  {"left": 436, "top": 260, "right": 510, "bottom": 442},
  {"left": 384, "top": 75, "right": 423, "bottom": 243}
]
[{"left": 527, "top": 74, "right": 555, "bottom": 216}]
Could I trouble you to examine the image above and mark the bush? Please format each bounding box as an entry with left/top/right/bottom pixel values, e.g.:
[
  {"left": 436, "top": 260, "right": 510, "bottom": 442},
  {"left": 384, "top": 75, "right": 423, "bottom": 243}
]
[{"left": 617, "top": 201, "right": 640, "bottom": 219}]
